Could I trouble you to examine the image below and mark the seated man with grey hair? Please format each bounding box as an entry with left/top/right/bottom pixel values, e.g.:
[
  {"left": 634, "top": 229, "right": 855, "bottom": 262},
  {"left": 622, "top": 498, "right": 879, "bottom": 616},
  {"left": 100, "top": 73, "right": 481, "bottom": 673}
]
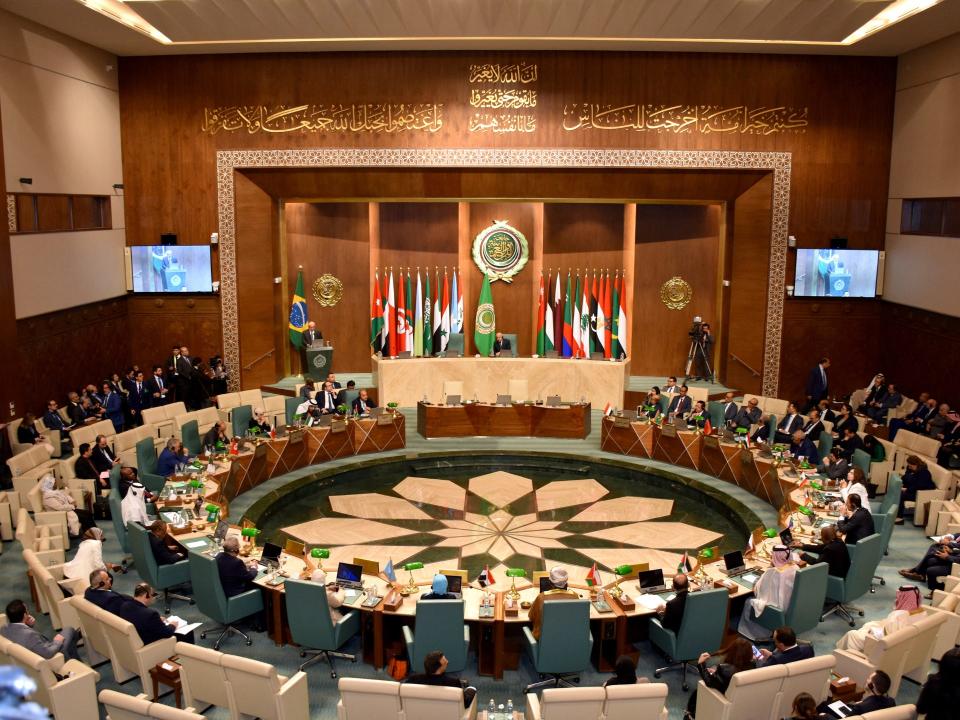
[
  {"left": 527, "top": 567, "right": 579, "bottom": 639},
  {"left": 156, "top": 437, "right": 192, "bottom": 477},
  {"left": 216, "top": 536, "right": 259, "bottom": 598}
]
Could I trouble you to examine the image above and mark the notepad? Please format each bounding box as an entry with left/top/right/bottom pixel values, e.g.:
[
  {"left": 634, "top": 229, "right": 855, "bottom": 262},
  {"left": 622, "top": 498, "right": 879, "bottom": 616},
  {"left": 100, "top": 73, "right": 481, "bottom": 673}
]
[{"left": 183, "top": 540, "right": 208, "bottom": 549}]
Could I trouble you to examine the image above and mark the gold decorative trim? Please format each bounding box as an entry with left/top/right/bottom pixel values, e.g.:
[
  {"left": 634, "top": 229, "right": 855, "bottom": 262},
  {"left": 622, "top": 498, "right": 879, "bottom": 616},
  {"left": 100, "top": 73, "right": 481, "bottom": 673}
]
[
  {"left": 6, "top": 194, "right": 15, "bottom": 233},
  {"left": 216, "top": 148, "right": 790, "bottom": 395},
  {"left": 660, "top": 276, "right": 693, "bottom": 310},
  {"left": 312, "top": 273, "right": 343, "bottom": 307}
]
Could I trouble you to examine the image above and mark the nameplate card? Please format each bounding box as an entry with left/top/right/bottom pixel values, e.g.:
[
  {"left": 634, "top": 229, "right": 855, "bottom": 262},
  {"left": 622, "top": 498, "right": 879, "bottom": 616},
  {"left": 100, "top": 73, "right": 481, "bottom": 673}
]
[
  {"left": 702, "top": 435, "right": 720, "bottom": 449},
  {"left": 330, "top": 419, "right": 347, "bottom": 434},
  {"left": 287, "top": 429, "right": 303, "bottom": 444},
  {"left": 382, "top": 591, "right": 403, "bottom": 612},
  {"left": 613, "top": 416, "right": 632, "bottom": 428},
  {"left": 376, "top": 414, "right": 395, "bottom": 426},
  {"left": 660, "top": 424, "right": 678, "bottom": 437}
]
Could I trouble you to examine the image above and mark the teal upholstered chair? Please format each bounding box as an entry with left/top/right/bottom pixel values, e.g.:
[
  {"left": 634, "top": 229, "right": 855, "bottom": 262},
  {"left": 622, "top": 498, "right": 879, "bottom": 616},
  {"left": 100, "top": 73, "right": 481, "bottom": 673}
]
[
  {"left": 231, "top": 405, "right": 253, "bottom": 438},
  {"left": 707, "top": 402, "right": 725, "bottom": 430},
  {"left": 747, "top": 563, "right": 828, "bottom": 638},
  {"left": 523, "top": 599, "right": 593, "bottom": 693},
  {"left": 108, "top": 489, "right": 132, "bottom": 566},
  {"left": 285, "top": 578, "right": 359, "bottom": 676},
  {"left": 135, "top": 437, "right": 166, "bottom": 494},
  {"left": 651, "top": 587, "right": 728, "bottom": 690},
  {"left": 446, "top": 333, "right": 464, "bottom": 357},
  {"left": 108, "top": 464, "right": 122, "bottom": 494},
  {"left": 187, "top": 551, "right": 263, "bottom": 649},
  {"left": 766, "top": 414, "right": 779, "bottom": 441},
  {"left": 180, "top": 419, "right": 201, "bottom": 455},
  {"left": 818, "top": 430, "right": 833, "bottom": 458},
  {"left": 340, "top": 389, "right": 359, "bottom": 409},
  {"left": 284, "top": 396, "right": 303, "bottom": 425},
  {"left": 127, "top": 522, "right": 192, "bottom": 612},
  {"left": 402, "top": 599, "right": 470, "bottom": 675},
  {"left": 658, "top": 395, "right": 671, "bottom": 415},
  {"left": 871, "top": 505, "right": 898, "bottom": 590},
  {"left": 877, "top": 474, "right": 902, "bottom": 517},
  {"left": 502, "top": 333, "right": 518, "bottom": 357},
  {"left": 852, "top": 448, "right": 872, "bottom": 483},
  {"left": 822, "top": 533, "right": 884, "bottom": 626}
]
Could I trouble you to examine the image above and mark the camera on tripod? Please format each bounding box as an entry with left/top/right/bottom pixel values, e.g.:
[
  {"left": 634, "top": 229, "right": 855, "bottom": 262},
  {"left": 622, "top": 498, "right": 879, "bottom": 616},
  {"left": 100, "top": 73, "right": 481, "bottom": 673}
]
[
  {"left": 683, "top": 315, "right": 713, "bottom": 383},
  {"left": 688, "top": 316, "right": 705, "bottom": 341}
]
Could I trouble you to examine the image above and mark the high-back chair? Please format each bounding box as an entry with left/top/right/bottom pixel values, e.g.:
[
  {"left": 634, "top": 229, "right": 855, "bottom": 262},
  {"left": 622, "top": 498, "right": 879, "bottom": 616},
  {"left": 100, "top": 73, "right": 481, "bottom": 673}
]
[
  {"left": 749, "top": 563, "right": 828, "bottom": 637},
  {"left": 926, "top": 587, "right": 960, "bottom": 661},
  {"left": 180, "top": 419, "right": 202, "bottom": 455},
  {"left": 818, "top": 430, "right": 833, "bottom": 457},
  {"left": 285, "top": 396, "right": 304, "bottom": 425},
  {"left": 509, "top": 378, "right": 530, "bottom": 402},
  {"left": 284, "top": 577, "right": 360, "bottom": 676},
  {"left": 901, "top": 612, "right": 947, "bottom": 684},
  {"left": 525, "top": 687, "right": 605, "bottom": 720},
  {"left": 98, "top": 607, "right": 178, "bottom": 694},
  {"left": 402, "top": 598, "right": 470, "bottom": 674},
  {"left": 220, "top": 652, "right": 310, "bottom": 720},
  {"left": 187, "top": 551, "right": 263, "bottom": 649},
  {"left": 399, "top": 683, "right": 473, "bottom": 720},
  {"left": 871, "top": 505, "right": 898, "bottom": 590},
  {"left": 5, "top": 636, "right": 101, "bottom": 720},
  {"left": 603, "top": 683, "right": 669, "bottom": 720},
  {"left": 501, "top": 333, "right": 518, "bottom": 357},
  {"left": 522, "top": 599, "right": 593, "bottom": 692},
  {"left": 773, "top": 654, "right": 836, "bottom": 720},
  {"left": 15, "top": 507, "right": 66, "bottom": 567},
  {"left": 336, "top": 677, "right": 403, "bottom": 720},
  {"left": 22, "top": 548, "right": 83, "bottom": 630},
  {"left": 822, "top": 533, "right": 884, "bottom": 625},
  {"left": 877, "top": 474, "right": 902, "bottom": 517},
  {"left": 446, "top": 333, "right": 464, "bottom": 357},
  {"left": 694, "top": 664, "right": 788, "bottom": 720},
  {"left": 69, "top": 595, "right": 112, "bottom": 667},
  {"left": 127, "top": 523, "right": 191, "bottom": 612},
  {"left": 442, "top": 381, "right": 464, "bottom": 401},
  {"left": 135, "top": 437, "right": 166, "bottom": 493},
  {"left": 175, "top": 641, "right": 232, "bottom": 716},
  {"left": 99, "top": 689, "right": 206, "bottom": 720},
  {"left": 852, "top": 448, "right": 872, "bottom": 482},
  {"left": 650, "top": 588, "right": 729, "bottom": 690},
  {"left": 231, "top": 404, "right": 253, "bottom": 438},
  {"left": 108, "top": 490, "right": 131, "bottom": 565},
  {"left": 833, "top": 622, "right": 920, "bottom": 698}
]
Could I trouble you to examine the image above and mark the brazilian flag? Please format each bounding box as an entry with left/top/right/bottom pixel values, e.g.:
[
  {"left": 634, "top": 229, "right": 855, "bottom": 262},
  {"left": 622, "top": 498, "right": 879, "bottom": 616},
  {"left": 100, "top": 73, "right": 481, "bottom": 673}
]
[{"left": 288, "top": 270, "right": 308, "bottom": 348}]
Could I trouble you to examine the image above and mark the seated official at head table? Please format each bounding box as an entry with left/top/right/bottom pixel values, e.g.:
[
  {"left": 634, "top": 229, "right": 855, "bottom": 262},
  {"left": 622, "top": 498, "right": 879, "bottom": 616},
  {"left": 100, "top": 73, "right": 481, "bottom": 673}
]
[
  {"left": 789, "top": 429, "right": 820, "bottom": 465},
  {"left": 733, "top": 397, "right": 761, "bottom": 430},
  {"left": 157, "top": 438, "right": 192, "bottom": 477},
  {"left": 657, "top": 573, "right": 689, "bottom": 632},
  {"left": 315, "top": 381, "right": 340, "bottom": 414},
  {"left": 720, "top": 392, "right": 739, "bottom": 428},
  {"left": 528, "top": 567, "right": 579, "bottom": 639},
  {"left": 836, "top": 493, "right": 875, "bottom": 545},
  {"left": 249, "top": 407, "right": 273, "bottom": 435},
  {"left": 352, "top": 389, "right": 377, "bottom": 416},
  {"left": 493, "top": 332, "right": 511, "bottom": 357},
  {"left": 203, "top": 420, "right": 229, "bottom": 451},
  {"left": 688, "top": 400, "right": 708, "bottom": 429},
  {"left": 422, "top": 574, "right": 457, "bottom": 600},
  {"left": 796, "top": 525, "right": 850, "bottom": 579},
  {"left": 216, "top": 536, "right": 259, "bottom": 597},
  {"left": 666, "top": 385, "right": 692, "bottom": 418}
]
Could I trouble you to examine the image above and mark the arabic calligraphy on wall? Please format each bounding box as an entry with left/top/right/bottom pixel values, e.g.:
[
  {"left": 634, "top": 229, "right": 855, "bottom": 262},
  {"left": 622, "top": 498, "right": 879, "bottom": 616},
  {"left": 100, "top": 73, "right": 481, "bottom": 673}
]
[
  {"left": 563, "top": 103, "right": 808, "bottom": 135},
  {"left": 468, "top": 62, "right": 539, "bottom": 134},
  {"left": 468, "top": 63, "right": 538, "bottom": 84},
  {"left": 201, "top": 104, "right": 444, "bottom": 135}
]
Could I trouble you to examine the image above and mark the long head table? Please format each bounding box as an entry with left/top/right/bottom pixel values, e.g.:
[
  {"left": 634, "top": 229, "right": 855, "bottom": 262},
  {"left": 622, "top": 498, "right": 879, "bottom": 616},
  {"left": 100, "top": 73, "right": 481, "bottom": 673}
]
[
  {"left": 373, "top": 355, "right": 629, "bottom": 409},
  {"left": 416, "top": 401, "right": 591, "bottom": 439}
]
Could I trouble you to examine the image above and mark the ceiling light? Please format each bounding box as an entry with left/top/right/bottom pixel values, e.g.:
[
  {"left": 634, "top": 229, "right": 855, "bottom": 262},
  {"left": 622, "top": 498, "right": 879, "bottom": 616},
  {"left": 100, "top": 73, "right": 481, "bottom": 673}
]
[
  {"left": 75, "top": 0, "right": 171, "bottom": 44},
  {"left": 843, "top": 0, "right": 944, "bottom": 44}
]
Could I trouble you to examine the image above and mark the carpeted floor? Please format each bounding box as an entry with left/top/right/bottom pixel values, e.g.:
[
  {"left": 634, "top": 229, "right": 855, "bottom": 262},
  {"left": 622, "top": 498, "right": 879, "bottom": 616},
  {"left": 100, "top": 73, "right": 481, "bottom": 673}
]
[{"left": 2, "top": 410, "right": 930, "bottom": 718}]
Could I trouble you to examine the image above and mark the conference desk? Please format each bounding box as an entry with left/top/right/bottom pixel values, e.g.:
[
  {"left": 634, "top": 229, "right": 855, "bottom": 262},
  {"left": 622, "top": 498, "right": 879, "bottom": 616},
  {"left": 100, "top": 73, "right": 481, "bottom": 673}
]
[
  {"left": 416, "top": 401, "right": 591, "bottom": 439},
  {"left": 373, "top": 356, "right": 629, "bottom": 409}
]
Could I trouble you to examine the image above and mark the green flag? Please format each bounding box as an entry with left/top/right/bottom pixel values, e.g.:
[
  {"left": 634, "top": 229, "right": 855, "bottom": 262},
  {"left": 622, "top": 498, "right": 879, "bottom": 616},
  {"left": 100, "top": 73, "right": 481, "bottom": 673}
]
[
  {"left": 423, "top": 272, "right": 433, "bottom": 356},
  {"left": 611, "top": 275, "right": 621, "bottom": 359},
  {"left": 474, "top": 272, "right": 496, "bottom": 357},
  {"left": 288, "top": 270, "right": 308, "bottom": 349}
]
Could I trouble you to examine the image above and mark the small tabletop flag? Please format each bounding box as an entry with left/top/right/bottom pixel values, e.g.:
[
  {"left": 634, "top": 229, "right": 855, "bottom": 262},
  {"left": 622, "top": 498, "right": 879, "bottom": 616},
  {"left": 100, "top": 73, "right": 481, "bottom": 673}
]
[
  {"left": 678, "top": 551, "right": 693, "bottom": 573},
  {"left": 478, "top": 565, "right": 495, "bottom": 587},
  {"left": 585, "top": 563, "right": 602, "bottom": 587},
  {"left": 384, "top": 557, "right": 396, "bottom": 583}
]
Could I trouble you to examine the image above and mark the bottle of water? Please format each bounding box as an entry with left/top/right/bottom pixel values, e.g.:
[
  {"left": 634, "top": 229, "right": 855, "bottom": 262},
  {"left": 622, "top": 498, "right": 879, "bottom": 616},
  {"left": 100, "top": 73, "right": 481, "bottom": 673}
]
[
  {"left": 488, "top": 697, "right": 496, "bottom": 719},
  {"left": 506, "top": 698, "right": 514, "bottom": 717}
]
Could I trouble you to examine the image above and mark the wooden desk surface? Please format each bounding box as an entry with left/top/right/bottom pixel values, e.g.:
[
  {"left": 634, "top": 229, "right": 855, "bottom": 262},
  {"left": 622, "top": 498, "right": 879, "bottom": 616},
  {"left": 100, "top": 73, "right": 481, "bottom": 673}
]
[{"left": 417, "top": 402, "right": 590, "bottom": 439}]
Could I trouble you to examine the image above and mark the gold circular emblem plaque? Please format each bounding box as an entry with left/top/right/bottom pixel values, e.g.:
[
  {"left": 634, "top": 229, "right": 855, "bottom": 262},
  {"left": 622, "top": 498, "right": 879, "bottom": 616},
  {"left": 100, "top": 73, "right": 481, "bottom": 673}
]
[
  {"left": 312, "top": 274, "right": 343, "bottom": 307},
  {"left": 660, "top": 276, "right": 693, "bottom": 310}
]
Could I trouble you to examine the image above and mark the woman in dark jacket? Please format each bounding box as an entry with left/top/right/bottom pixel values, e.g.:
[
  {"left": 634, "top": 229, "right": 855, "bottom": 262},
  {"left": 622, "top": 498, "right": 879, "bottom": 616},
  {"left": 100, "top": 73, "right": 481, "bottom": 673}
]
[
  {"left": 604, "top": 655, "right": 639, "bottom": 687},
  {"left": 686, "top": 637, "right": 756, "bottom": 718},
  {"left": 917, "top": 647, "right": 960, "bottom": 720}
]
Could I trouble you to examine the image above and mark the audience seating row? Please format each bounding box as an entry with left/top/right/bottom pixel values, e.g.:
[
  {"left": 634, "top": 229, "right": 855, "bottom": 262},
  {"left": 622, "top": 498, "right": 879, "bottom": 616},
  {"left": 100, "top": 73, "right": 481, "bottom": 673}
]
[
  {"left": 15, "top": 506, "right": 67, "bottom": 566},
  {"left": 23, "top": 548, "right": 84, "bottom": 630},
  {"left": 6, "top": 416, "right": 64, "bottom": 457},
  {"left": 336, "top": 677, "right": 475, "bottom": 720},
  {"left": 99, "top": 689, "right": 204, "bottom": 720},
  {"left": 525, "top": 683, "right": 669, "bottom": 720}
]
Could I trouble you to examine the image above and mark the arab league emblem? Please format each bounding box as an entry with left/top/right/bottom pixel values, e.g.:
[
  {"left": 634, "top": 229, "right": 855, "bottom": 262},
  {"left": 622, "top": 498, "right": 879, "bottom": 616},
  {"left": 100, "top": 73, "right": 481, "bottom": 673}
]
[{"left": 472, "top": 220, "right": 529, "bottom": 283}]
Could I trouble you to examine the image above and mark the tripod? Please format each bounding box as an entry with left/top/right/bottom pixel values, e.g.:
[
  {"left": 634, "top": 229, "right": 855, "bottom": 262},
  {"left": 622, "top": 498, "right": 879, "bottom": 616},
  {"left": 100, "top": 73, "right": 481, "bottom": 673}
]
[{"left": 684, "top": 336, "right": 714, "bottom": 383}]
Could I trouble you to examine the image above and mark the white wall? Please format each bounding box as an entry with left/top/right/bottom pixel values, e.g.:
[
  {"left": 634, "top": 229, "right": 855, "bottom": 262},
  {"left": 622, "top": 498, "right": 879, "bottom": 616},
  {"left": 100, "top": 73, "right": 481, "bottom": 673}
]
[
  {"left": 0, "top": 8, "right": 126, "bottom": 318},
  {"left": 884, "top": 32, "right": 960, "bottom": 317}
]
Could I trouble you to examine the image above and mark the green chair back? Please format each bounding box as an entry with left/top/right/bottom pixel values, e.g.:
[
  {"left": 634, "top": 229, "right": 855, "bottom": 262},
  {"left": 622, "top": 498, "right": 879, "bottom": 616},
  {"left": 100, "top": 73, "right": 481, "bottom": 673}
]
[
  {"left": 108, "top": 490, "right": 128, "bottom": 553},
  {"left": 707, "top": 402, "right": 725, "bottom": 430},
  {"left": 181, "top": 420, "right": 201, "bottom": 455},
  {"left": 136, "top": 437, "right": 158, "bottom": 474},
  {"left": 285, "top": 578, "right": 358, "bottom": 653},
  {"left": 128, "top": 522, "right": 190, "bottom": 591},
  {"left": 341, "top": 390, "right": 360, "bottom": 409},
  {"left": 827, "top": 533, "right": 884, "bottom": 604},
  {"left": 767, "top": 414, "right": 779, "bottom": 440},
  {"left": 781, "top": 563, "right": 828, "bottom": 635},
  {"left": 284, "top": 397, "right": 303, "bottom": 426},
  {"left": 447, "top": 333, "right": 464, "bottom": 357},
  {"left": 529, "top": 600, "right": 593, "bottom": 675},
  {"left": 658, "top": 396, "right": 671, "bottom": 415},
  {"left": 878, "top": 505, "right": 897, "bottom": 554},
  {"left": 852, "top": 448, "right": 872, "bottom": 482},
  {"left": 108, "top": 464, "right": 122, "bottom": 494},
  {"left": 818, "top": 430, "right": 833, "bottom": 458},
  {"left": 879, "top": 474, "right": 902, "bottom": 516},
  {"left": 673, "top": 588, "right": 728, "bottom": 660},
  {"left": 187, "top": 550, "right": 263, "bottom": 626},
  {"left": 502, "top": 333, "right": 518, "bottom": 357},
  {"left": 231, "top": 405, "right": 252, "bottom": 438},
  {"left": 405, "top": 599, "right": 469, "bottom": 673}
]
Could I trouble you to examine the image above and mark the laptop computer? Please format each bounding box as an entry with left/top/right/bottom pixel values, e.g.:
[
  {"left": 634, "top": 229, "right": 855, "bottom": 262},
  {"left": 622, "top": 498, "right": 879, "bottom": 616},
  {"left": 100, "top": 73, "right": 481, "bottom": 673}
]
[
  {"left": 546, "top": 395, "right": 561, "bottom": 407},
  {"left": 446, "top": 394, "right": 461, "bottom": 406},
  {"left": 637, "top": 568, "right": 666, "bottom": 594},
  {"left": 719, "top": 550, "right": 748, "bottom": 576},
  {"left": 257, "top": 541, "right": 282, "bottom": 571},
  {"left": 209, "top": 519, "right": 230, "bottom": 544},
  {"left": 336, "top": 561, "right": 364, "bottom": 590},
  {"left": 779, "top": 528, "right": 794, "bottom": 545},
  {"left": 672, "top": 415, "right": 687, "bottom": 430},
  {"left": 496, "top": 394, "right": 511, "bottom": 406},
  {"left": 442, "top": 574, "right": 463, "bottom": 598}
]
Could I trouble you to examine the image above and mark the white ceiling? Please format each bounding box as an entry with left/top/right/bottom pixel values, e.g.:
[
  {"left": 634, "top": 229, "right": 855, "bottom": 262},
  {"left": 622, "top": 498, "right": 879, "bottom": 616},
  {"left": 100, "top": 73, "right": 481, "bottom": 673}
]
[{"left": 1, "top": 0, "right": 959, "bottom": 56}]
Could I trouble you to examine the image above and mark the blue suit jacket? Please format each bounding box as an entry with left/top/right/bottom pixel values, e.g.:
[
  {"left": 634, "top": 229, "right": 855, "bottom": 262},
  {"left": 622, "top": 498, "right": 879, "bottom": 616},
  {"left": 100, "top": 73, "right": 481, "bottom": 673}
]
[
  {"left": 758, "top": 643, "right": 814, "bottom": 667},
  {"left": 806, "top": 365, "right": 828, "bottom": 400}
]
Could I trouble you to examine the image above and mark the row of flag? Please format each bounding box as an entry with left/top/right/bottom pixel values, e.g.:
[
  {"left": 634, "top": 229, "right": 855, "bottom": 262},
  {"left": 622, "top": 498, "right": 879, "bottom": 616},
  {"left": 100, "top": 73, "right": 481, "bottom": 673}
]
[
  {"left": 370, "top": 268, "right": 464, "bottom": 357},
  {"left": 537, "top": 269, "right": 628, "bottom": 360}
]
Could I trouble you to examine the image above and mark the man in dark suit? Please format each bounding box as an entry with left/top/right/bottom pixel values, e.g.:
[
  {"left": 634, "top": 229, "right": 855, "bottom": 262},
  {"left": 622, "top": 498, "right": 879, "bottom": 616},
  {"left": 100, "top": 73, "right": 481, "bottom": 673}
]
[
  {"left": 798, "top": 525, "right": 850, "bottom": 578},
  {"left": 889, "top": 394, "right": 934, "bottom": 441},
  {"left": 325, "top": 373, "right": 341, "bottom": 389},
  {"left": 115, "top": 583, "right": 178, "bottom": 646},
  {"left": 126, "top": 370, "right": 150, "bottom": 426},
  {"left": 405, "top": 651, "right": 477, "bottom": 708},
  {"left": 835, "top": 425, "right": 864, "bottom": 461},
  {"left": 837, "top": 493, "right": 875, "bottom": 545},
  {"left": 148, "top": 521, "right": 186, "bottom": 565},
  {"left": 753, "top": 402, "right": 803, "bottom": 443},
  {"left": 84, "top": 569, "right": 127, "bottom": 612},
  {"left": 43, "top": 400, "right": 73, "bottom": 453},
  {"left": 216, "top": 537, "right": 259, "bottom": 597},
  {"left": 74, "top": 443, "right": 100, "bottom": 482},
  {"left": 802, "top": 408, "right": 825, "bottom": 440},
  {"left": 657, "top": 573, "right": 689, "bottom": 632},
  {"left": 1, "top": 598, "right": 81, "bottom": 661},
  {"left": 757, "top": 626, "right": 814, "bottom": 667},
  {"left": 721, "top": 392, "right": 739, "bottom": 428},
  {"left": 816, "top": 451, "right": 850, "bottom": 481},
  {"left": 352, "top": 389, "right": 378, "bottom": 416},
  {"left": 303, "top": 322, "right": 322, "bottom": 348},
  {"left": 899, "top": 535, "right": 960, "bottom": 589},
  {"left": 804, "top": 357, "right": 830, "bottom": 412},
  {"left": 789, "top": 430, "right": 820, "bottom": 465},
  {"left": 733, "top": 398, "right": 762, "bottom": 430},
  {"left": 92, "top": 434, "right": 119, "bottom": 474},
  {"left": 820, "top": 671, "right": 895, "bottom": 718},
  {"left": 493, "top": 332, "right": 512, "bottom": 357},
  {"left": 66, "top": 391, "right": 87, "bottom": 427},
  {"left": 144, "top": 365, "right": 169, "bottom": 407},
  {"left": 335, "top": 380, "right": 356, "bottom": 406},
  {"left": 667, "top": 385, "right": 693, "bottom": 418},
  {"left": 316, "top": 381, "right": 340, "bottom": 414}
]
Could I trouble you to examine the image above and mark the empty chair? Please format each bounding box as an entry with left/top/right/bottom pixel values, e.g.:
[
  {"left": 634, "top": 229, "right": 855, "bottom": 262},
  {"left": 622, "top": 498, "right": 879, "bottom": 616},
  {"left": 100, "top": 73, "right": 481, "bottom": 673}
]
[
  {"left": 97, "top": 602, "right": 178, "bottom": 693},
  {"left": 336, "top": 677, "right": 403, "bottom": 720},
  {"left": 403, "top": 598, "right": 470, "bottom": 675},
  {"left": 127, "top": 522, "right": 191, "bottom": 612},
  {"left": 926, "top": 587, "right": 960, "bottom": 660},
  {"left": 99, "top": 689, "right": 206, "bottom": 719},
  {"left": 108, "top": 490, "right": 132, "bottom": 566},
  {"left": 5, "top": 635, "right": 100, "bottom": 720},
  {"left": 135, "top": 436, "right": 166, "bottom": 493},
  {"left": 221, "top": 652, "right": 310, "bottom": 720},
  {"left": 285, "top": 577, "right": 359, "bottom": 676},
  {"left": 773, "top": 654, "right": 836, "bottom": 720},
  {"left": 822, "top": 533, "right": 884, "bottom": 625},
  {"left": 603, "top": 682, "right": 669, "bottom": 720},
  {"left": 651, "top": 587, "right": 729, "bottom": 690},
  {"left": 399, "top": 682, "right": 474, "bottom": 720},
  {"left": 525, "top": 686, "right": 605, "bottom": 720},
  {"left": 187, "top": 551, "right": 263, "bottom": 649},
  {"left": 523, "top": 599, "right": 593, "bottom": 692},
  {"left": 15, "top": 507, "right": 66, "bottom": 566},
  {"left": 175, "top": 641, "right": 232, "bottom": 717},
  {"left": 180, "top": 419, "right": 202, "bottom": 455},
  {"left": 694, "top": 664, "right": 788, "bottom": 720},
  {"left": 901, "top": 612, "right": 947, "bottom": 684},
  {"left": 22, "top": 548, "right": 84, "bottom": 631},
  {"left": 747, "top": 563, "right": 828, "bottom": 638},
  {"left": 231, "top": 404, "right": 253, "bottom": 438},
  {"left": 446, "top": 333, "right": 464, "bottom": 357}
]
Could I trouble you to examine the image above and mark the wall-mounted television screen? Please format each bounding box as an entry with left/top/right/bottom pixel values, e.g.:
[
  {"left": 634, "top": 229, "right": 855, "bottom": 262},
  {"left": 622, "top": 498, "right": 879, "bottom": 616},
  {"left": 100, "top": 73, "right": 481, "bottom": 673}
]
[
  {"left": 130, "top": 245, "right": 213, "bottom": 293},
  {"left": 794, "top": 248, "right": 879, "bottom": 298}
]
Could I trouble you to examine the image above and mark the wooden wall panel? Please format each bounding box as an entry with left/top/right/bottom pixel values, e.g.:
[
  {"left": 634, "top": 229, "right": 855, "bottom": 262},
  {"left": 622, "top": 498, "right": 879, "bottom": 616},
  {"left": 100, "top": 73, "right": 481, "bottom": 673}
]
[
  {"left": 379, "top": 202, "right": 459, "bottom": 308},
  {"left": 0, "top": 104, "right": 24, "bottom": 427},
  {"left": 284, "top": 202, "right": 370, "bottom": 373},
  {"left": 127, "top": 295, "right": 222, "bottom": 375},
  {"left": 467, "top": 202, "right": 538, "bottom": 356},
  {"left": 725, "top": 176, "right": 773, "bottom": 395},
  {"left": 542, "top": 203, "right": 624, "bottom": 276},
  {"left": 631, "top": 205, "right": 720, "bottom": 376},
  {"left": 234, "top": 172, "right": 283, "bottom": 389},
  {"left": 16, "top": 298, "right": 129, "bottom": 414}
]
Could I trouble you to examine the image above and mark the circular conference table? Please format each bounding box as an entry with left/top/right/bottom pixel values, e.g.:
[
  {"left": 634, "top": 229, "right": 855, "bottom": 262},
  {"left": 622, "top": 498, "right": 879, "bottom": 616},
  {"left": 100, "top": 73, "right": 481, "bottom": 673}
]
[{"left": 155, "top": 414, "right": 849, "bottom": 681}]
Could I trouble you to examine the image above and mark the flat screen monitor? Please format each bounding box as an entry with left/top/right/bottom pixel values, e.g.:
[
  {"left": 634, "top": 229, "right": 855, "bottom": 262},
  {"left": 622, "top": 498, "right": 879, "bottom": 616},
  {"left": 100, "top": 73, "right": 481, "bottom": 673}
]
[
  {"left": 130, "top": 245, "right": 213, "bottom": 293},
  {"left": 637, "top": 568, "right": 665, "bottom": 591},
  {"left": 794, "top": 248, "right": 879, "bottom": 298},
  {"left": 442, "top": 574, "right": 463, "bottom": 595},
  {"left": 260, "top": 542, "right": 282, "bottom": 564},
  {"left": 336, "top": 562, "right": 363, "bottom": 585},
  {"left": 723, "top": 550, "right": 745, "bottom": 572}
]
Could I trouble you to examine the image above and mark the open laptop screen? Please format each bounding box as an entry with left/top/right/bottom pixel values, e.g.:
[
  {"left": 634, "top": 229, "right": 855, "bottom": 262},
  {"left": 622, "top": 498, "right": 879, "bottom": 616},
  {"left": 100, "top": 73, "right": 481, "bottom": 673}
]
[
  {"left": 260, "top": 542, "right": 282, "bottom": 564},
  {"left": 336, "top": 562, "right": 363, "bottom": 585},
  {"left": 443, "top": 574, "right": 463, "bottom": 595},
  {"left": 638, "top": 568, "right": 665, "bottom": 591},
  {"left": 723, "top": 550, "right": 745, "bottom": 572}
]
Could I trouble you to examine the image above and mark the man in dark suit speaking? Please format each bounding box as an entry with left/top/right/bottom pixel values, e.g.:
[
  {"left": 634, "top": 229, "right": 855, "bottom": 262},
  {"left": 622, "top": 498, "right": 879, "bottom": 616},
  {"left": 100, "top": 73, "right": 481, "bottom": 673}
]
[
  {"left": 804, "top": 357, "right": 830, "bottom": 412},
  {"left": 493, "top": 332, "right": 511, "bottom": 357},
  {"left": 757, "top": 626, "right": 814, "bottom": 667}
]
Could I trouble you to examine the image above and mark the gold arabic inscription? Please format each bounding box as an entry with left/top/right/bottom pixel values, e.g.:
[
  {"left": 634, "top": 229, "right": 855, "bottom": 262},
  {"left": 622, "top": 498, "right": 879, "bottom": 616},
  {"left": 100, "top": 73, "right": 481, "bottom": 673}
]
[
  {"left": 563, "top": 103, "right": 808, "bottom": 135},
  {"left": 201, "top": 104, "right": 443, "bottom": 135}
]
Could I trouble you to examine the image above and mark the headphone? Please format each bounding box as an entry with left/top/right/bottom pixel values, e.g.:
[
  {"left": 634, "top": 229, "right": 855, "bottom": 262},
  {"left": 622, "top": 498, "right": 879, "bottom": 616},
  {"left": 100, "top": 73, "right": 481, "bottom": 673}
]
[{"left": 97, "top": 570, "right": 114, "bottom": 588}]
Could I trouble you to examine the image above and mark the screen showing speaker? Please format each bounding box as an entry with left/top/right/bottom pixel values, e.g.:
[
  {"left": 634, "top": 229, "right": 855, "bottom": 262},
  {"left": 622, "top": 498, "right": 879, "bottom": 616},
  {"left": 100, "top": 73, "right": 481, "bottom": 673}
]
[
  {"left": 793, "top": 248, "right": 879, "bottom": 298},
  {"left": 129, "top": 245, "right": 213, "bottom": 293}
]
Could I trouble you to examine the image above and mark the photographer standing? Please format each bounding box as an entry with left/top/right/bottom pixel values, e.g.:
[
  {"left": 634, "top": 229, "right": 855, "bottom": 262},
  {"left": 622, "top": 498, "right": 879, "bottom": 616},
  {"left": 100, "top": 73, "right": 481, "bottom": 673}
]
[{"left": 692, "top": 322, "right": 714, "bottom": 382}]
